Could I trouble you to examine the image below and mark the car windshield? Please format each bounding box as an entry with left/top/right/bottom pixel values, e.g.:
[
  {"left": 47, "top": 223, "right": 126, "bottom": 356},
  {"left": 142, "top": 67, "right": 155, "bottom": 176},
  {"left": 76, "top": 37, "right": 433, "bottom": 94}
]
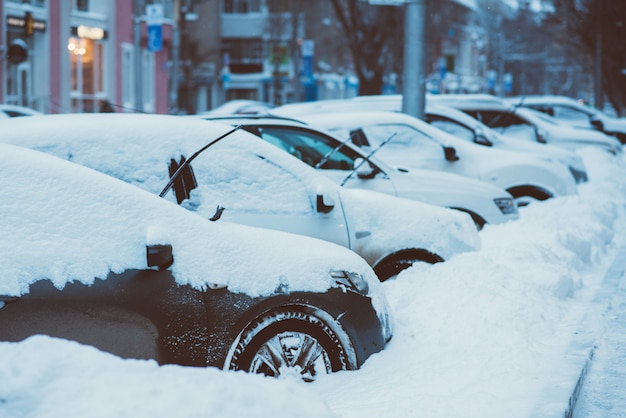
[{"left": 253, "top": 126, "right": 362, "bottom": 171}]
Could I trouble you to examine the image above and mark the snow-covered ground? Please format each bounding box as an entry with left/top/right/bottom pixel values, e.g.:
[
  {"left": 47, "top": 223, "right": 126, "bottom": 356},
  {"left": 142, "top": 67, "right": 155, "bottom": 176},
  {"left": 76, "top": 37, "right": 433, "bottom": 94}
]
[{"left": 2, "top": 145, "right": 625, "bottom": 418}]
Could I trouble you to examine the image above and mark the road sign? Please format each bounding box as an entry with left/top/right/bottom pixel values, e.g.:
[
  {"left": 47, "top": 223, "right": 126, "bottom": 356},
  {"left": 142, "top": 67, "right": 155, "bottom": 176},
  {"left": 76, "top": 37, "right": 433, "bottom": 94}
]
[{"left": 146, "top": 4, "right": 163, "bottom": 52}]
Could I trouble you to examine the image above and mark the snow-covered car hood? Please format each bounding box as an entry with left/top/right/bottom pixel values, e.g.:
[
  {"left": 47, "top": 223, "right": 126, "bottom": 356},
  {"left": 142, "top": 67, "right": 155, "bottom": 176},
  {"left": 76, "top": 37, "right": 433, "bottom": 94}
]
[
  {"left": 385, "top": 167, "right": 519, "bottom": 223},
  {"left": 0, "top": 143, "right": 384, "bottom": 304},
  {"left": 337, "top": 187, "right": 481, "bottom": 266}
]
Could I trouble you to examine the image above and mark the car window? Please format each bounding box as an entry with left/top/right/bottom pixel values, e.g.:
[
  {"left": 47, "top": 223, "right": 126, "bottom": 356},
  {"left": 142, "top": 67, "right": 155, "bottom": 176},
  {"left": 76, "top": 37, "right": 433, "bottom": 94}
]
[
  {"left": 427, "top": 116, "right": 475, "bottom": 142},
  {"left": 179, "top": 144, "right": 315, "bottom": 218},
  {"left": 257, "top": 126, "right": 359, "bottom": 171}
]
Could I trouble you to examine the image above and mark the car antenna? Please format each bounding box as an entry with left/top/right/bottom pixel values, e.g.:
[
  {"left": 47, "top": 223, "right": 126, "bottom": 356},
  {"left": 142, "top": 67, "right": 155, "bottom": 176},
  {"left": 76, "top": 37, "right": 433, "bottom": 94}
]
[
  {"left": 340, "top": 132, "right": 397, "bottom": 187},
  {"left": 159, "top": 125, "right": 243, "bottom": 198}
]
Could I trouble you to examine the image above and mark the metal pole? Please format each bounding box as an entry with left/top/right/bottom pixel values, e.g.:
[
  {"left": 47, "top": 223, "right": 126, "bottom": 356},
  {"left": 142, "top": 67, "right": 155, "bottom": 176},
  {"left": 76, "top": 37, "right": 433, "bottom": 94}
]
[
  {"left": 402, "top": 0, "right": 426, "bottom": 119},
  {"left": 291, "top": 0, "right": 302, "bottom": 103},
  {"left": 134, "top": 0, "right": 143, "bottom": 112}
]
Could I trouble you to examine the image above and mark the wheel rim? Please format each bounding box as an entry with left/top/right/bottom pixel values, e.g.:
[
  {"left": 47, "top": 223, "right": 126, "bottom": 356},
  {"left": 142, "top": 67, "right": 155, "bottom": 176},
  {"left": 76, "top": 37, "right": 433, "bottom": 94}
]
[{"left": 248, "top": 331, "right": 332, "bottom": 381}]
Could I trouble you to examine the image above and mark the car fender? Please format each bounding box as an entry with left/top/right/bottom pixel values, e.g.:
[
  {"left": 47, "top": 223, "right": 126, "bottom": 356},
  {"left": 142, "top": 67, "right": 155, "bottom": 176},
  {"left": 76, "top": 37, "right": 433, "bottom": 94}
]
[{"left": 337, "top": 188, "right": 480, "bottom": 268}]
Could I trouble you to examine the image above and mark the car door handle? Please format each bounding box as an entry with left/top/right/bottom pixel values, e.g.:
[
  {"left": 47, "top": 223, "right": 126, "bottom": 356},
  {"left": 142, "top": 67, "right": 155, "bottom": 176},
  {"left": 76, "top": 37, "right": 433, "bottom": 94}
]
[{"left": 0, "top": 296, "right": 20, "bottom": 310}]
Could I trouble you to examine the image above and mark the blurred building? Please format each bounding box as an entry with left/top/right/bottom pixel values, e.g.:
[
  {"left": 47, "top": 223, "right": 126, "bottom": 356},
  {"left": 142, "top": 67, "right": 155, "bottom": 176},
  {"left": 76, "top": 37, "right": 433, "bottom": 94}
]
[
  {"left": 1, "top": 0, "right": 175, "bottom": 114},
  {"left": 1, "top": 0, "right": 490, "bottom": 114}
]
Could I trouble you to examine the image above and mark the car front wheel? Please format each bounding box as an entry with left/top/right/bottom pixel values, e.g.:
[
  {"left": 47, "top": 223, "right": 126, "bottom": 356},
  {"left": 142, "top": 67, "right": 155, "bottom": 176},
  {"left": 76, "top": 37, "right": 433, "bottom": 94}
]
[{"left": 226, "top": 309, "right": 351, "bottom": 381}]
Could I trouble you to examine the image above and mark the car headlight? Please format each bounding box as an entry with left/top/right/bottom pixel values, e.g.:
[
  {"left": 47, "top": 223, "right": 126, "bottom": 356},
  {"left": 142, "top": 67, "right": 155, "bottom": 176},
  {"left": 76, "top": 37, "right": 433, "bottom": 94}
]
[
  {"left": 330, "top": 270, "right": 370, "bottom": 295},
  {"left": 494, "top": 197, "right": 518, "bottom": 215}
]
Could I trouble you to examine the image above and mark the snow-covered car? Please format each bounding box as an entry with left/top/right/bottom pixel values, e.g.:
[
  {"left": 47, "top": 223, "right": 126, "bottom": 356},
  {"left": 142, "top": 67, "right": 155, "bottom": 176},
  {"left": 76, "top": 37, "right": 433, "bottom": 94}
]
[
  {"left": 199, "top": 114, "right": 519, "bottom": 228},
  {"left": 0, "top": 104, "right": 43, "bottom": 118},
  {"left": 0, "top": 142, "right": 393, "bottom": 380},
  {"left": 423, "top": 103, "right": 589, "bottom": 184},
  {"left": 274, "top": 95, "right": 588, "bottom": 185},
  {"left": 297, "top": 110, "right": 579, "bottom": 207},
  {"left": 504, "top": 95, "right": 626, "bottom": 144},
  {"left": 428, "top": 94, "right": 622, "bottom": 155},
  {"left": 0, "top": 113, "right": 480, "bottom": 281}
]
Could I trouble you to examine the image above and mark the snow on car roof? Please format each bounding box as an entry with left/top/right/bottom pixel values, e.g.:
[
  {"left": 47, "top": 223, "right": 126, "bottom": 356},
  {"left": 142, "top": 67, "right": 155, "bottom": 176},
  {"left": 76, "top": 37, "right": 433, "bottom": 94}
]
[{"left": 0, "top": 142, "right": 378, "bottom": 298}]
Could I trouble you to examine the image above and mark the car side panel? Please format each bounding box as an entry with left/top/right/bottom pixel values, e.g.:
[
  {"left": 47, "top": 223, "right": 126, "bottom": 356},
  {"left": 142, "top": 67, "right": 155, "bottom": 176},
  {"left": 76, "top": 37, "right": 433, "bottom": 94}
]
[{"left": 0, "top": 269, "right": 211, "bottom": 367}]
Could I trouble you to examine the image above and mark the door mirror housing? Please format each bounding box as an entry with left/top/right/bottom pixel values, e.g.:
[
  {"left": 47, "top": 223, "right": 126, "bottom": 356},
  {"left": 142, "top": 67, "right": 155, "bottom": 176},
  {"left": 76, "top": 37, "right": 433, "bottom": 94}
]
[
  {"left": 590, "top": 117, "right": 604, "bottom": 131},
  {"left": 316, "top": 185, "right": 336, "bottom": 213},
  {"left": 147, "top": 244, "right": 174, "bottom": 269},
  {"left": 444, "top": 146, "right": 460, "bottom": 162},
  {"left": 473, "top": 131, "right": 493, "bottom": 147},
  {"left": 354, "top": 158, "right": 377, "bottom": 179}
]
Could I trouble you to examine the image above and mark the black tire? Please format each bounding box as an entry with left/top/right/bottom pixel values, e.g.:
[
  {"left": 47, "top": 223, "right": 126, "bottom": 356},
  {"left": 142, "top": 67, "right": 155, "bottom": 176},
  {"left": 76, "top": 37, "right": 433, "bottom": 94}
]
[
  {"left": 374, "top": 250, "right": 443, "bottom": 282},
  {"left": 227, "top": 309, "right": 350, "bottom": 381},
  {"left": 374, "top": 258, "right": 417, "bottom": 282}
]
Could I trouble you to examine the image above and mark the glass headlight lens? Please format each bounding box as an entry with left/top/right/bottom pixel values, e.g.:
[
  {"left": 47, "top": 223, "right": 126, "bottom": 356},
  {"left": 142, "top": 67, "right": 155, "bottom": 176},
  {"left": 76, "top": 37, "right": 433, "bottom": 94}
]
[
  {"left": 494, "top": 197, "right": 518, "bottom": 215},
  {"left": 330, "top": 270, "right": 369, "bottom": 295}
]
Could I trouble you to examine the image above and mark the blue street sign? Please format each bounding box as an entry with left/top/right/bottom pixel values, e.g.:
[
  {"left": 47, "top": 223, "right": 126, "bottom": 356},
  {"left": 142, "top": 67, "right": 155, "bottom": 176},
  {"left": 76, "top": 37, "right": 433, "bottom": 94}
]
[
  {"left": 148, "top": 24, "right": 162, "bottom": 52},
  {"left": 146, "top": 4, "right": 163, "bottom": 52}
]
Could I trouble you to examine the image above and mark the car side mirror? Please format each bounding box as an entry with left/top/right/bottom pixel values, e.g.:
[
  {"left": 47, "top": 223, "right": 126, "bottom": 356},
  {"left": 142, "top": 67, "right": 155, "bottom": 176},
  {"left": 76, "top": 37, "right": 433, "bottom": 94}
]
[
  {"left": 474, "top": 132, "right": 493, "bottom": 147},
  {"left": 354, "top": 157, "right": 377, "bottom": 179},
  {"left": 535, "top": 128, "right": 548, "bottom": 144},
  {"left": 444, "top": 146, "right": 460, "bottom": 162},
  {"left": 147, "top": 244, "right": 174, "bottom": 269},
  {"left": 316, "top": 194, "right": 335, "bottom": 213},
  {"left": 316, "top": 184, "right": 336, "bottom": 213},
  {"left": 590, "top": 117, "right": 604, "bottom": 131}
]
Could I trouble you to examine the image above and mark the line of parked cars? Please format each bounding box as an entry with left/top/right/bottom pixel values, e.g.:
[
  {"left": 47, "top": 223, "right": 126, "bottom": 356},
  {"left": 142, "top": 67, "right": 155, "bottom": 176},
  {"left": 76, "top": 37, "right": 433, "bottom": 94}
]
[{"left": 1, "top": 93, "right": 621, "bottom": 381}]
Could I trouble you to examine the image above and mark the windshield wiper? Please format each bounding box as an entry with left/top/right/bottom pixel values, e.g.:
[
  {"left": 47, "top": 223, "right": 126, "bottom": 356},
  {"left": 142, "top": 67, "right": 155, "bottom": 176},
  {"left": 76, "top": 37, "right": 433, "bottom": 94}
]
[
  {"left": 314, "top": 131, "right": 363, "bottom": 169},
  {"left": 340, "top": 132, "right": 397, "bottom": 187},
  {"left": 486, "top": 96, "right": 526, "bottom": 128},
  {"left": 159, "top": 125, "right": 243, "bottom": 198}
]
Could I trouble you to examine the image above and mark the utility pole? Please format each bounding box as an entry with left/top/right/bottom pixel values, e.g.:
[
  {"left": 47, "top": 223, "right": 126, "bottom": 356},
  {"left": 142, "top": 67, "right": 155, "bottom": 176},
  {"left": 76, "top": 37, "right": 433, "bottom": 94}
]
[
  {"left": 402, "top": 0, "right": 427, "bottom": 119},
  {"left": 291, "top": 0, "right": 302, "bottom": 103}
]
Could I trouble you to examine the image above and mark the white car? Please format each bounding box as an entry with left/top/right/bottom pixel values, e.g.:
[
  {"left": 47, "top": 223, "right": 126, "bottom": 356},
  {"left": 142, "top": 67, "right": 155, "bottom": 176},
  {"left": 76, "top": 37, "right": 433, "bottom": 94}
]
[
  {"left": 0, "top": 104, "right": 43, "bottom": 118},
  {"left": 504, "top": 95, "right": 626, "bottom": 144},
  {"left": 298, "top": 110, "right": 579, "bottom": 207},
  {"left": 428, "top": 94, "right": 622, "bottom": 155},
  {"left": 0, "top": 113, "right": 480, "bottom": 281},
  {"left": 423, "top": 103, "right": 589, "bottom": 184},
  {"left": 276, "top": 95, "right": 588, "bottom": 185},
  {"left": 0, "top": 142, "right": 393, "bottom": 380},
  {"left": 199, "top": 114, "right": 519, "bottom": 228}
]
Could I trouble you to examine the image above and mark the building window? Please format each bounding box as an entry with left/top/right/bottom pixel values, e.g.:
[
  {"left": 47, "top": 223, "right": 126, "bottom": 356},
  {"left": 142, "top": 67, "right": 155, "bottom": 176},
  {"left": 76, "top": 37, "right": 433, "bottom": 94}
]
[
  {"left": 222, "top": 38, "right": 263, "bottom": 61},
  {"left": 75, "top": 0, "right": 89, "bottom": 11},
  {"left": 6, "top": 0, "right": 46, "bottom": 6},
  {"left": 223, "top": 0, "right": 261, "bottom": 14},
  {"left": 68, "top": 36, "right": 104, "bottom": 112}
]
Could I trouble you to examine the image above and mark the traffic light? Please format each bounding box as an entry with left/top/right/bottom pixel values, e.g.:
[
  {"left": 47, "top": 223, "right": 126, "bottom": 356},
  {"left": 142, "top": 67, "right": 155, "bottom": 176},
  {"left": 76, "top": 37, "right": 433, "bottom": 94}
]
[{"left": 7, "top": 39, "right": 28, "bottom": 64}]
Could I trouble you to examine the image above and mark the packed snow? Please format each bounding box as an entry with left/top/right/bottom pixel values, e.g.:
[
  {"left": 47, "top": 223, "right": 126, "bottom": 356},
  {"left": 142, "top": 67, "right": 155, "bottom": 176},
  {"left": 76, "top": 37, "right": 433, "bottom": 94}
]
[{"left": 2, "top": 141, "right": 625, "bottom": 417}]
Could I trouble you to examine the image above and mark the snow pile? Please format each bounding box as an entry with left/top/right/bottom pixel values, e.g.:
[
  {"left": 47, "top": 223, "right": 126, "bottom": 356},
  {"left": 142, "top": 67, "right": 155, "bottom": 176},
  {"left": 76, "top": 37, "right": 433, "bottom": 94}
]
[
  {"left": 0, "top": 336, "right": 334, "bottom": 418},
  {"left": 1, "top": 145, "right": 625, "bottom": 418}
]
